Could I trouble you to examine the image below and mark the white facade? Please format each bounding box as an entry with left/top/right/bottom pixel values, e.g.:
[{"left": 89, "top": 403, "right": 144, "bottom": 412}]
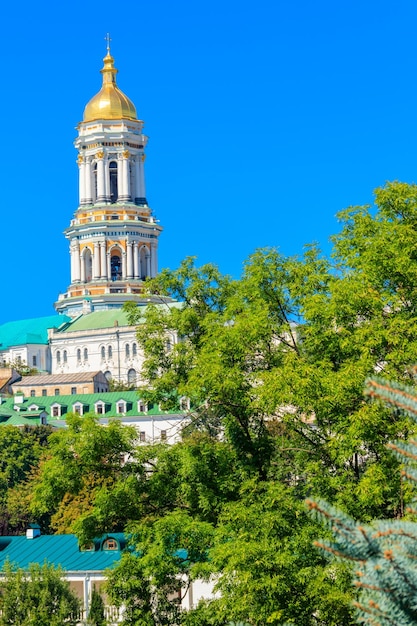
[{"left": 49, "top": 324, "right": 143, "bottom": 385}]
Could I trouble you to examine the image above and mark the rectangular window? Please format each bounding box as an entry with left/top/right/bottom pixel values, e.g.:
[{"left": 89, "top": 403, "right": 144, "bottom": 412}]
[
  {"left": 139, "top": 431, "right": 146, "bottom": 442},
  {"left": 52, "top": 406, "right": 59, "bottom": 417},
  {"left": 71, "top": 387, "right": 77, "bottom": 395},
  {"left": 54, "top": 389, "right": 60, "bottom": 396},
  {"left": 42, "top": 389, "right": 47, "bottom": 397},
  {"left": 32, "top": 356, "right": 37, "bottom": 367},
  {"left": 96, "top": 405, "right": 103, "bottom": 414},
  {"left": 160, "top": 430, "right": 167, "bottom": 441},
  {"left": 30, "top": 390, "right": 35, "bottom": 397}
]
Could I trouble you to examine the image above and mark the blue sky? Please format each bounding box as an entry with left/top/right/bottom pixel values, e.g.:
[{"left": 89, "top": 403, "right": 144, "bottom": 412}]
[{"left": 2, "top": 0, "right": 417, "bottom": 324}]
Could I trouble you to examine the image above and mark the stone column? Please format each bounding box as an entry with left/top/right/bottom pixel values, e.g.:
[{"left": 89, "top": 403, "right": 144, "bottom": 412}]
[
  {"left": 100, "top": 242, "right": 107, "bottom": 278},
  {"left": 85, "top": 157, "right": 93, "bottom": 205},
  {"left": 150, "top": 241, "right": 158, "bottom": 277},
  {"left": 133, "top": 243, "right": 140, "bottom": 278},
  {"left": 135, "top": 157, "right": 141, "bottom": 202},
  {"left": 126, "top": 242, "right": 133, "bottom": 278},
  {"left": 71, "top": 240, "right": 81, "bottom": 283},
  {"left": 117, "top": 155, "right": 123, "bottom": 201},
  {"left": 140, "top": 154, "right": 146, "bottom": 200},
  {"left": 80, "top": 253, "right": 86, "bottom": 282},
  {"left": 107, "top": 253, "right": 111, "bottom": 280},
  {"left": 122, "top": 251, "right": 127, "bottom": 279},
  {"left": 93, "top": 242, "right": 100, "bottom": 279},
  {"left": 96, "top": 152, "right": 106, "bottom": 201},
  {"left": 146, "top": 249, "right": 151, "bottom": 277},
  {"left": 120, "top": 150, "right": 131, "bottom": 201},
  {"left": 78, "top": 155, "right": 86, "bottom": 205}
]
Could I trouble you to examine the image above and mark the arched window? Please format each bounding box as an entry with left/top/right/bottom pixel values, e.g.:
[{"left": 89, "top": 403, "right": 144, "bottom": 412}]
[
  {"left": 63, "top": 350, "right": 67, "bottom": 363},
  {"left": 101, "top": 346, "right": 105, "bottom": 360},
  {"left": 56, "top": 351, "right": 61, "bottom": 364},
  {"left": 140, "top": 247, "right": 147, "bottom": 280},
  {"left": 108, "top": 345, "right": 113, "bottom": 359},
  {"left": 103, "top": 537, "right": 118, "bottom": 551},
  {"left": 84, "top": 348, "right": 88, "bottom": 361},
  {"left": 109, "top": 161, "right": 118, "bottom": 203},
  {"left": 104, "top": 371, "right": 112, "bottom": 381},
  {"left": 125, "top": 344, "right": 130, "bottom": 358},
  {"left": 83, "top": 248, "right": 92, "bottom": 283},
  {"left": 132, "top": 343, "right": 137, "bottom": 357},
  {"left": 128, "top": 369, "right": 137, "bottom": 384},
  {"left": 111, "top": 254, "right": 122, "bottom": 281},
  {"left": 77, "top": 349, "right": 81, "bottom": 363}
]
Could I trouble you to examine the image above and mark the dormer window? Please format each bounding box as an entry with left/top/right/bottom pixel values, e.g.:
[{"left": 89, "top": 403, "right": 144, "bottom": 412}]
[
  {"left": 52, "top": 404, "right": 60, "bottom": 418},
  {"left": 103, "top": 537, "right": 118, "bottom": 551},
  {"left": 95, "top": 401, "right": 105, "bottom": 415},
  {"left": 73, "top": 402, "right": 83, "bottom": 416},
  {"left": 116, "top": 401, "right": 126, "bottom": 414},
  {"left": 138, "top": 400, "right": 148, "bottom": 413}
]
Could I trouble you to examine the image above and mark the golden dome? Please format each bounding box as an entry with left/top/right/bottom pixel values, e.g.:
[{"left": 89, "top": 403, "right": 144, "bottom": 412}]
[{"left": 83, "top": 50, "right": 137, "bottom": 122}]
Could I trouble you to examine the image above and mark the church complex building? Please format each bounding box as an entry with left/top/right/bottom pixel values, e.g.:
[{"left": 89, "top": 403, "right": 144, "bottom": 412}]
[{"left": 0, "top": 43, "right": 175, "bottom": 388}]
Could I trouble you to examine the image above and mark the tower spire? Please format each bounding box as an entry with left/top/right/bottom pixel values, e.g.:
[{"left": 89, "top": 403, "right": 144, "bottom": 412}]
[{"left": 105, "top": 33, "right": 112, "bottom": 55}]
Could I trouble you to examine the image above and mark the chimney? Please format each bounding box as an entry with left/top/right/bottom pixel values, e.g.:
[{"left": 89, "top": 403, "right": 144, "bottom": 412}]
[{"left": 26, "top": 524, "right": 41, "bottom": 539}]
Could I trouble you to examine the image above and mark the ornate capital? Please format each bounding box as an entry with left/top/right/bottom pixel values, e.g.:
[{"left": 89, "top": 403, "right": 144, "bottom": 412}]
[
  {"left": 96, "top": 150, "right": 105, "bottom": 159},
  {"left": 141, "top": 154, "right": 146, "bottom": 162},
  {"left": 122, "top": 149, "right": 130, "bottom": 159},
  {"left": 77, "top": 154, "right": 84, "bottom": 165}
]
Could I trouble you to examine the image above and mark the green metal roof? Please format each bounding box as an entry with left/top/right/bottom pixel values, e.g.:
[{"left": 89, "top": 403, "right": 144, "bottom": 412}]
[
  {"left": 0, "top": 533, "right": 126, "bottom": 572},
  {"left": 0, "top": 315, "right": 71, "bottom": 349},
  {"left": 61, "top": 310, "right": 132, "bottom": 331},
  {"left": 59, "top": 302, "right": 183, "bottom": 333},
  {"left": 0, "top": 390, "right": 184, "bottom": 427}
]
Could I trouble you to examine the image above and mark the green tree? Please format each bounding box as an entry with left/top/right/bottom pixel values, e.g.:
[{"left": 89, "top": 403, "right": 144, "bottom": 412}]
[
  {"left": 308, "top": 376, "right": 417, "bottom": 626},
  {"left": 28, "top": 413, "right": 141, "bottom": 537},
  {"left": 87, "top": 586, "right": 107, "bottom": 626},
  {"left": 125, "top": 182, "right": 417, "bottom": 520},
  {"left": 0, "top": 561, "right": 80, "bottom": 626},
  {"left": 0, "top": 425, "right": 52, "bottom": 534}
]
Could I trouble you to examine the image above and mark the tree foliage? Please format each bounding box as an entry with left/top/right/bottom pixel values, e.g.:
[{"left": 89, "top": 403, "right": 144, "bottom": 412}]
[
  {"left": 0, "top": 561, "right": 80, "bottom": 626},
  {"left": 309, "top": 376, "right": 417, "bottom": 626}
]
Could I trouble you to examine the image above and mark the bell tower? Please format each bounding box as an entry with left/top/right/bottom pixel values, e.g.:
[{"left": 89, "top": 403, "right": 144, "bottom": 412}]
[{"left": 55, "top": 41, "right": 163, "bottom": 317}]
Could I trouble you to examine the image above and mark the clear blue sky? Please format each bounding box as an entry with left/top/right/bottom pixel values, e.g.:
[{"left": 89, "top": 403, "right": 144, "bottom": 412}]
[{"left": 2, "top": 0, "right": 417, "bottom": 325}]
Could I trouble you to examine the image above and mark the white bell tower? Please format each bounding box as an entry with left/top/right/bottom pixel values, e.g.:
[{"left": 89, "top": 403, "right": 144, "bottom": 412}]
[{"left": 55, "top": 41, "right": 163, "bottom": 317}]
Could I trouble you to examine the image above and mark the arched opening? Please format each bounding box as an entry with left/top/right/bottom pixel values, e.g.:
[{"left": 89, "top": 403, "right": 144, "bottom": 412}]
[
  {"left": 83, "top": 248, "right": 92, "bottom": 283},
  {"left": 128, "top": 368, "right": 137, "bottom": 385},
  {"left": 104, "top": 370, "right": 112, "bottom": 381},
  {"left": 140, "top": 247, "right": 148, "bottom": 280},
  {"left": 109, "top": 161, "right": 118, "bottom": 203},
  {"left": 111, "top": 252, "right": 122, "bottom": 281}
]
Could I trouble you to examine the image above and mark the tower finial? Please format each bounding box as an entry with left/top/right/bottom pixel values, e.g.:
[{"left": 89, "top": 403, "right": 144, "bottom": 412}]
[{"left": 105, "top": 33, "right": 112, "bottom": 54}]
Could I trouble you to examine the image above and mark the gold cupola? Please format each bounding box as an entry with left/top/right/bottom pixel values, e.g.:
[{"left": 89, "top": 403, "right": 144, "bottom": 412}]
[{"left": 83, "top": 46, "right": 137, "bottom": 122}]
